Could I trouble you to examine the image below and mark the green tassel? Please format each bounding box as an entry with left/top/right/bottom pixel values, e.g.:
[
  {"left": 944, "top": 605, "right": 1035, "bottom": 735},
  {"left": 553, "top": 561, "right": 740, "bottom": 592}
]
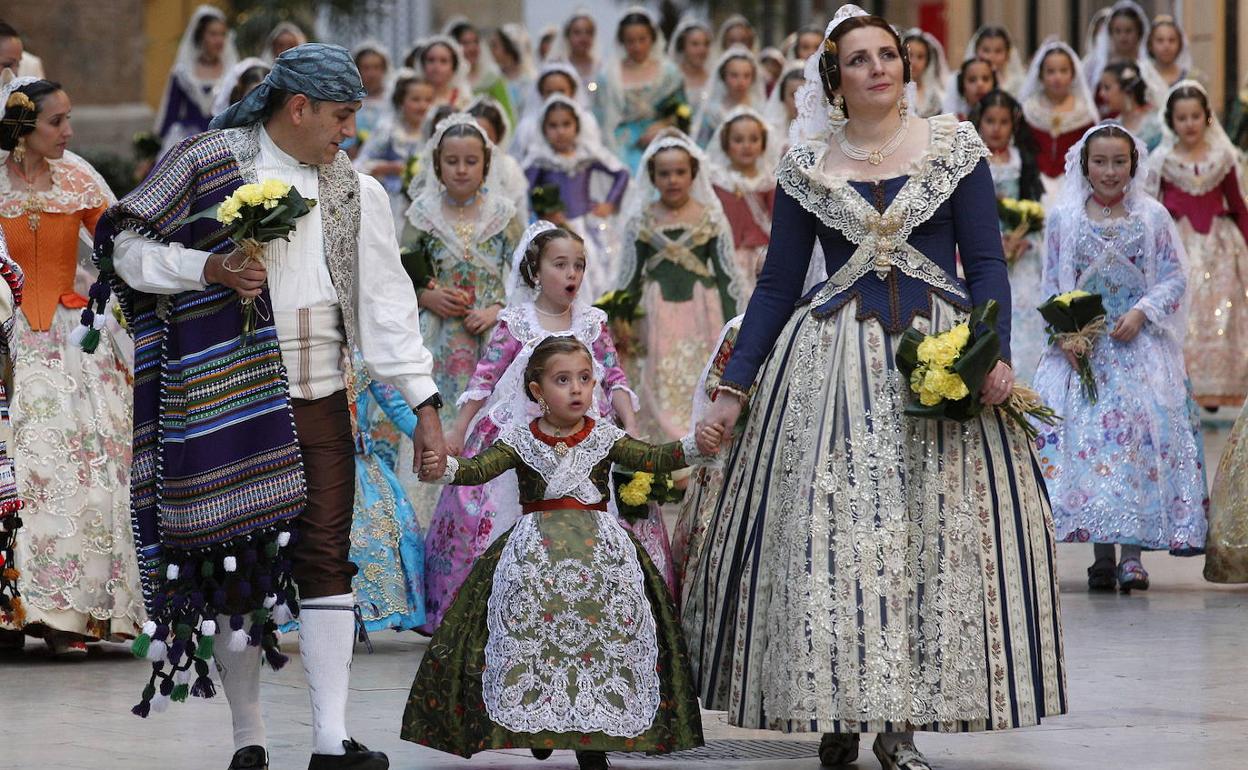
[
  {"left": 80, "top": 328, "right": 100, "bottom": 353},
  {"left": 171, "top": 683, "right": 189, "bottom": 702},
  {"left": 251, "top": 608, "right": 269, "bottom": 624},
  {"left": 131, "top": 633, "right": 151, "bottom": 659},
  {"left": 200, "top": 561, "right": 214, "bottom": 578},
  {"left": 196, "top": 635, "right": 214, "bottom": 660},
  {"left": 264, "top": 541, "right": 279, "bottom": 558},
  {"left": 174, "top": 623, "right": 192, "bottom": 640}
]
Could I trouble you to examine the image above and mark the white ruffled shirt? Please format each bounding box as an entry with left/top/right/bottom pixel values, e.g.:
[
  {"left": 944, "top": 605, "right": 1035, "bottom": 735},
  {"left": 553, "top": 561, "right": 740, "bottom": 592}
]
[{"left": 113, "top": 127, "right": 438, "bottom": 408}]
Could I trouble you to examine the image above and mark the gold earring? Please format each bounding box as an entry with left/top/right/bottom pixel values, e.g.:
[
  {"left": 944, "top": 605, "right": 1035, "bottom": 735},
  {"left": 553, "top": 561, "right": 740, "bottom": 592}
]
[
  {"left": 538, "top": 396, "right": 550, "bottom": 415},
  {"left": 12, "top": 137, "right": 25, "bottom": 163},
  {"left": 898, "top": 95, "right": 909, "bottom": 117},
  {"left": 831, "top": 94, "right": 844, "bottom": 118}
]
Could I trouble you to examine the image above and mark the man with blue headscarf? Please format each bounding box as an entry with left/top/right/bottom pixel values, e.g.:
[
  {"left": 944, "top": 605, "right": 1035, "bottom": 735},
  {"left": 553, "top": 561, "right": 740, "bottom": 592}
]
[{"left": 88, "top": 43, "right": 447, "bottom": 770}]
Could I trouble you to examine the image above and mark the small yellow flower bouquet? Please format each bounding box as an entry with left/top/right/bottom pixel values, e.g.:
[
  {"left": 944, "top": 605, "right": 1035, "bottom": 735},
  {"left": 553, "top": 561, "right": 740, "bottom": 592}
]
[
  {"left": 896, "top": 300, "right": 1059, "bottom": 439},
  {"left": 998, "top": 197, "right": 1045, "bottom": 262},
  {"left": 400, "top": 155, "right": 422, "bottom": 199},
  {"left": 200, "top": 179, "right": 317, "bottom": 339},
  {"left": 612, "top": 469, "right": 682, "bottom": 523},
  {"left": 1038, "top": 289, "right": 1107, "bottom": 403}
]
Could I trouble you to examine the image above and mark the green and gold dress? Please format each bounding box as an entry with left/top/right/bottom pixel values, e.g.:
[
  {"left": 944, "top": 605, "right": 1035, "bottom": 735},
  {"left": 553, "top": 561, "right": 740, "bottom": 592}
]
[{"left": 400, "top": 417, "right": 706, "bottom": 757}]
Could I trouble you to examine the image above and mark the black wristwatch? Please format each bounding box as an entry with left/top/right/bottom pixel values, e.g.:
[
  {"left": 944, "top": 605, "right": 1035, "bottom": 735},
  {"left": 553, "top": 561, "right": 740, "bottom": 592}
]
[{"left": 414, "top": 393, "right": 444, "bottom": 412}]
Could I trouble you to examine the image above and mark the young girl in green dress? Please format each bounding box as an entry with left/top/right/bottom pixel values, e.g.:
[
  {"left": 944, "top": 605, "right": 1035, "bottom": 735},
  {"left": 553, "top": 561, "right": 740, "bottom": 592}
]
[{"left": 400, "top": 336, "right": 722, "bottom": 770}]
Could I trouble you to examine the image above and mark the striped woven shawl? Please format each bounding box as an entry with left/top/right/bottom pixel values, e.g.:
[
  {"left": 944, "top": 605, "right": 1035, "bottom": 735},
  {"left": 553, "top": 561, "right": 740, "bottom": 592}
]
[{"left": 92, "top": 127, "right": 308, "bottom": 716}]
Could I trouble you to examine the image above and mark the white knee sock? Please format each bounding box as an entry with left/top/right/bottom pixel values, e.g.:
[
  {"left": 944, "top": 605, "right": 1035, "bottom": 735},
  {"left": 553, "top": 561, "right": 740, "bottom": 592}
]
[
  {"left": 213, "top": 614, "right": 266, "bottom": 750},
  {"left": 299, "top": 593, "right": 356, "bottom": 756}
]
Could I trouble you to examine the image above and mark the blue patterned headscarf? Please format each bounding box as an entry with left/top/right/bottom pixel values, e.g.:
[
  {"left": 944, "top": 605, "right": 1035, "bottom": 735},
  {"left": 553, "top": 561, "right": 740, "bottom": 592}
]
[{"left": 210, "top": 42, "right": 366, "bottom": 129}]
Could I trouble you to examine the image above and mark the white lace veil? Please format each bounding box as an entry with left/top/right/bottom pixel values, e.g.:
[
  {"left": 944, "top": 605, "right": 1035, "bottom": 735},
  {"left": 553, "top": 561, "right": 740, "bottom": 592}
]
[
  {"left": 156, "top": 5, "right": 238, "bottom": 143},
  {"left": 706, "top": 105, "right": 781, "bottom": 191},
  {"left": 513, "top": 62, "right": 604, "bottom": 158},
  {"left": 668, "top": 16, "right": 713, "bottom": 70},
  {"left": 1146, "top": 15, "right": 1194, "bottom": 82},
  {"left": 1051, "top": 120, "right": 1189, "bottom": 348},
  {"left": 762, "top": 62, "right": 803, "bottom": 142},
  {"left": 262, "top": 21, "right": 308, "bottom": 64},
  {"left": 614, "top": 130, "right": 745, "bottom": 307},
  {"left": 1018, "top": 40, "right": 1100, "bottom": 128},
  {"left": 466, "top": 93, "right": 515, "bottom": 154},
  {"left": 714, "top": 14, "right": 758, "bottom": 55},
  {"left": 414, "top": 34, "right": 473, "bottom": 108},
  {"left": 547, "top": 9, "right": 601, "bottom": 71},
  {"left": 904, "top": 28, "right": 948, "bottom": 114},
  {"left": 442, "top": 16, "right": 501, "bottom": 89},
  {"left": 404, "top": 111, "right": 499, "bottom": 209},
  {"left": 211, "top": 57, "right": 269, "bottom": 117},
  {"left": 962, "top": 24, "right": 1026, "bottom": 93},
  {"left": 520, "top": 93, "right": 622, "bottom": 173},
  {"left": 693, "top": 46, "right": 768, "bottom": 140},
  {"left": 790, "top": 4, "right": 918, "bottom": 146},
  {"left": 1084, "top": 1, "right": 1167, "bottom": 108},
  {"left": 504, "top": 220, "right": 559, "bottom": 304},
  {"left": 497, "top": 23, "right": 538, "bottom": 84},
  {"left": 1083, "top": 7, "right": 1112, "bottom": 58},
  {"left": 1143, "top": 79, "right": 1239, "bottom": 194}
]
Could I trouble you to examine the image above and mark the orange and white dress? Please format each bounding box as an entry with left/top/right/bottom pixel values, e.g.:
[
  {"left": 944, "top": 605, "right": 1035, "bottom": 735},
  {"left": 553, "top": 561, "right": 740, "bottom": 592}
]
[{"left": 0, "top": 158, "right": 142, "bottom": 640}]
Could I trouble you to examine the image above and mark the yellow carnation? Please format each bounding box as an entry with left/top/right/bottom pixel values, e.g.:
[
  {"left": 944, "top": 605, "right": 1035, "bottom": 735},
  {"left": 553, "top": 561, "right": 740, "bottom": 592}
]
[
  {"left": 260, "top": 179, "right": 291, "bottom": 205},
  {"left": 235, "top": 183, "right": 265, "bottom": 207},
  {"left": 619, "top": 472, "right": 654, "bottom": 506},
  {"left": 217, "top": 196, "right": 243, "bottom": 225},
  {"left": 923, "top": 366, "right": 969, "bottom": 402},
  {"left": 944, "top": 323, "right": 970, "bottom": 349},
  {"left": 917, "top": 336, "right": 957, "bottom": 369},
  {"left": 1054, "top": 289, "right": 1092, "bottom": 307},
  {"left": 676, "top": 104, "right": 692, "bottom": 119}
]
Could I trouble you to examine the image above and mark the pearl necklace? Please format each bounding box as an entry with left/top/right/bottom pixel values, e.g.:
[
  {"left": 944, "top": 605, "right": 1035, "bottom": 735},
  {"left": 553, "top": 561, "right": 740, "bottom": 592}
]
[
  {"left": 533, "top": 301, "right": 571, "bottom": 318},
  {"left": 834, "top": 116, "right": 908, "bottom": 166}
]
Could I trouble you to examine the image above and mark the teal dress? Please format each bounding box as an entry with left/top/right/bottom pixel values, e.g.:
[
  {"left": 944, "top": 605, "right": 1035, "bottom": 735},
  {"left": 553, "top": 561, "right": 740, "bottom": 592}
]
[{"left": 598, "top": 60, "right": 685, "bottom": 173}]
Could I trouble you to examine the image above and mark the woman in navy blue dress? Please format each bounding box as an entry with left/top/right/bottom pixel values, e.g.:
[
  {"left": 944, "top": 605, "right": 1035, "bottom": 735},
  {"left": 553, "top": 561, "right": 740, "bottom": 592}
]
[{"left": 683, "top": 7, "right": 1066, "bottom": 770}]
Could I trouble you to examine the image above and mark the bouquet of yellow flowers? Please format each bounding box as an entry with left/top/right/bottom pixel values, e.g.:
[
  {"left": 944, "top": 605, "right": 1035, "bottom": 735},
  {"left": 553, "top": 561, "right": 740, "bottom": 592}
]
[
  {"left": 202, "top": 179, "right": 317, "bottom": 339},
  {"left": 896, "top": 300, "right": 1059, "bottom": 439},
  {"left": 1038, "top": 289, "right": 1107, "bottom": 403},
  {"left": 612, "top": 470, "right": 683, "bottom": 523},
  {"left": 997, "top": 197, "right": 1044, "bottom": 263},
  {"left": 400, "top": 155, "right": 421, "bottom": 199},
  {"left": 655, "top": 91, "right": 693, "bottom": 134}
]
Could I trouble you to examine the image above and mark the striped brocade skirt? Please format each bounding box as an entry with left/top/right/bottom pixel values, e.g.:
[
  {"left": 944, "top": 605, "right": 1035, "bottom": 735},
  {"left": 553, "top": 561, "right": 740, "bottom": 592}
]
[{"left": 681, "top": 296, "right": 1067, "bottom": 734}]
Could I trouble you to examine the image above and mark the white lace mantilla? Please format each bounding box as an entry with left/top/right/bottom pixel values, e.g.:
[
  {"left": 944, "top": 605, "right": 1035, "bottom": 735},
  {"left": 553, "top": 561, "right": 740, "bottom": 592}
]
[
  {"left": 0, "top": 156, "right": 109, "bottom": 218},
  {"left": 498, "top": 420, "right": 627, "bottom": 504},
  {"left": 1158, "top": 146, "right": 1238, "bottom": 197},
  {"left": 777, "top": 116, "right": 981, "bottom": 305},
  {"left": 1021, "top": 96, "right": 1097, "bottom": 136},
  {"left": 404, "top": 191, "right": 516, "bottom": 279},
  {"left": 482, "top": 508, "right": 661, "bottom": 736}
]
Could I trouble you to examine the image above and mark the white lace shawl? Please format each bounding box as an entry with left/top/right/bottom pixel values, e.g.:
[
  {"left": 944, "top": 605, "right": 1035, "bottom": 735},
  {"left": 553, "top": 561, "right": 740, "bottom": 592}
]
[
  {"left": 1019, "top": 40, "right": 1101, "bottom": 134},
  {"left": 1082, "top": 1, "right": 1168, "bottom": 109}
]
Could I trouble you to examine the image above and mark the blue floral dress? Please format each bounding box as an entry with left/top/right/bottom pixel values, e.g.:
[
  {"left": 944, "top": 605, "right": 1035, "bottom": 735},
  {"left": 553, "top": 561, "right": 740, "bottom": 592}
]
[{"left": 1033, "top": 206, "right": 1208, "bottom": 552}]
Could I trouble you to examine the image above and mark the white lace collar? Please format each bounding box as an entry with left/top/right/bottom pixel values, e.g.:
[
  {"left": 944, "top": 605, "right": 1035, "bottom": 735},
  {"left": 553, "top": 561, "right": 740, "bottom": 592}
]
[
  {"left": 498, "top": 302, "right": 606, "bottom": 345},
  {"left": 405, "top": 190, "right": 516, "bottom": 267},
  {"left": 499, "top": 418, "right": 626, "bottom": 504},
  {"left": 710, "top": 163, "right": 777, "bottom": 195},
  {"left": 0, "top": 155, "right": 110, "bottom": 217},
  {"left": 1022, "top": 95, "right": 1097, "bottom": 136},
  {"left": 1158, "top": 144, "right": 1238, "bottom": 196}
]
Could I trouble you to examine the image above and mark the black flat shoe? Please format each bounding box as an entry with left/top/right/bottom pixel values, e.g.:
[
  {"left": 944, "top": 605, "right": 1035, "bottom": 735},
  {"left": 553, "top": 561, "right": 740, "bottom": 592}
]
[
  {"left": 531, "top": 748, "right": 553, "bottom": 760},
  {"left": 307, "top": 739, "right": 388, "bottom": 770},
  {"left": 575, "top": 750, "right": 610, "bottom": 770},
  {"left": 819, "top": 732, "right": 860, "bottom": 767},
  {"left": 1087, "top": 559, "right": 1116, "bottom": 591},
  {"left": 228, "top": 745, "right": 268, "bottom": 770}
]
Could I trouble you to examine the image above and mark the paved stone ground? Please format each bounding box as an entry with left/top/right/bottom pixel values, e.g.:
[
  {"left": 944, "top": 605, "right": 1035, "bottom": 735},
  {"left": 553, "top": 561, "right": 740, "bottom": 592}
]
[{"left": 6, "top": 419, "right": 1245, "bottom": 770}]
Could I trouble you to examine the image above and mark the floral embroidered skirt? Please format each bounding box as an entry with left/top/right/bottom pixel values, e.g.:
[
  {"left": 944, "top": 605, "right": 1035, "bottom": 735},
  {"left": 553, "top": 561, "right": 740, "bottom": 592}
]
[
  {"left": 422, "top": 414, "right": 677, "bottom": 633},
  {"left": 681, "top": 296, "right": 1066, "bottom": 734},
  {"left": 1178, "top": 216, "right": 1248, "bottom": 406},
  {"left": 1206, "top": 399, "right": 1248, "bottom": 583},
  {"left": 4, "top": 308, "right": 144, "bottom": 639},
  {"left": 401, "top": 508, "right": 703, "bottom": 756}
]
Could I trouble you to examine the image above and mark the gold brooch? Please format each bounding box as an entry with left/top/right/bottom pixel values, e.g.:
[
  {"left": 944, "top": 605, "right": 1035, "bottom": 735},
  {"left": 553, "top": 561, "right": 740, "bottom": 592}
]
[{"left": 554, "top": 441, "right": 570, "bottom": 457}]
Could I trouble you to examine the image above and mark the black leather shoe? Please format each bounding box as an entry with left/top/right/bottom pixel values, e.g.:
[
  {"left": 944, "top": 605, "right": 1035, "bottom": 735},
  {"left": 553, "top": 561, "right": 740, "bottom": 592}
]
[
  {"left": 307, "top": 739, "right": 389, "bottom": 770},
  {"left": 228, "top": 745, "right": 268, "bottom": 770},
  {"left": 819, "top": 732, "right": 860, "bottom": 767},
  {"left": 531, "top": 748, "right": 554, "bottom": 760},
  {"left": 575, "top": 750, "right": 610, "bottom": 770}
]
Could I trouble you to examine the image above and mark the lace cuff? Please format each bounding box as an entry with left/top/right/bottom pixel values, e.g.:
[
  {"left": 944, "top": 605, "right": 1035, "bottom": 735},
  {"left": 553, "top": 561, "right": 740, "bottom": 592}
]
[
  {"left": 713, "top": 383, "right": 751, "bottom": 403},
  {"left": 680, "top": 433, "right": 712, "bottom": 466},
  {"left": 435, "top": 456, "right": 459, "bottom": 485},
  {"left": 457, "top": 388, "right": 493, "bottom": 408}
]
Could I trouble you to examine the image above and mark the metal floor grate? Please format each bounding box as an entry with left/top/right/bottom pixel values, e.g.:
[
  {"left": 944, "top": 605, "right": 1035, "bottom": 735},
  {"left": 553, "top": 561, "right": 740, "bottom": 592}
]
[{"left": 617, "top": 739, "right": 822, "bottom": 761}]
